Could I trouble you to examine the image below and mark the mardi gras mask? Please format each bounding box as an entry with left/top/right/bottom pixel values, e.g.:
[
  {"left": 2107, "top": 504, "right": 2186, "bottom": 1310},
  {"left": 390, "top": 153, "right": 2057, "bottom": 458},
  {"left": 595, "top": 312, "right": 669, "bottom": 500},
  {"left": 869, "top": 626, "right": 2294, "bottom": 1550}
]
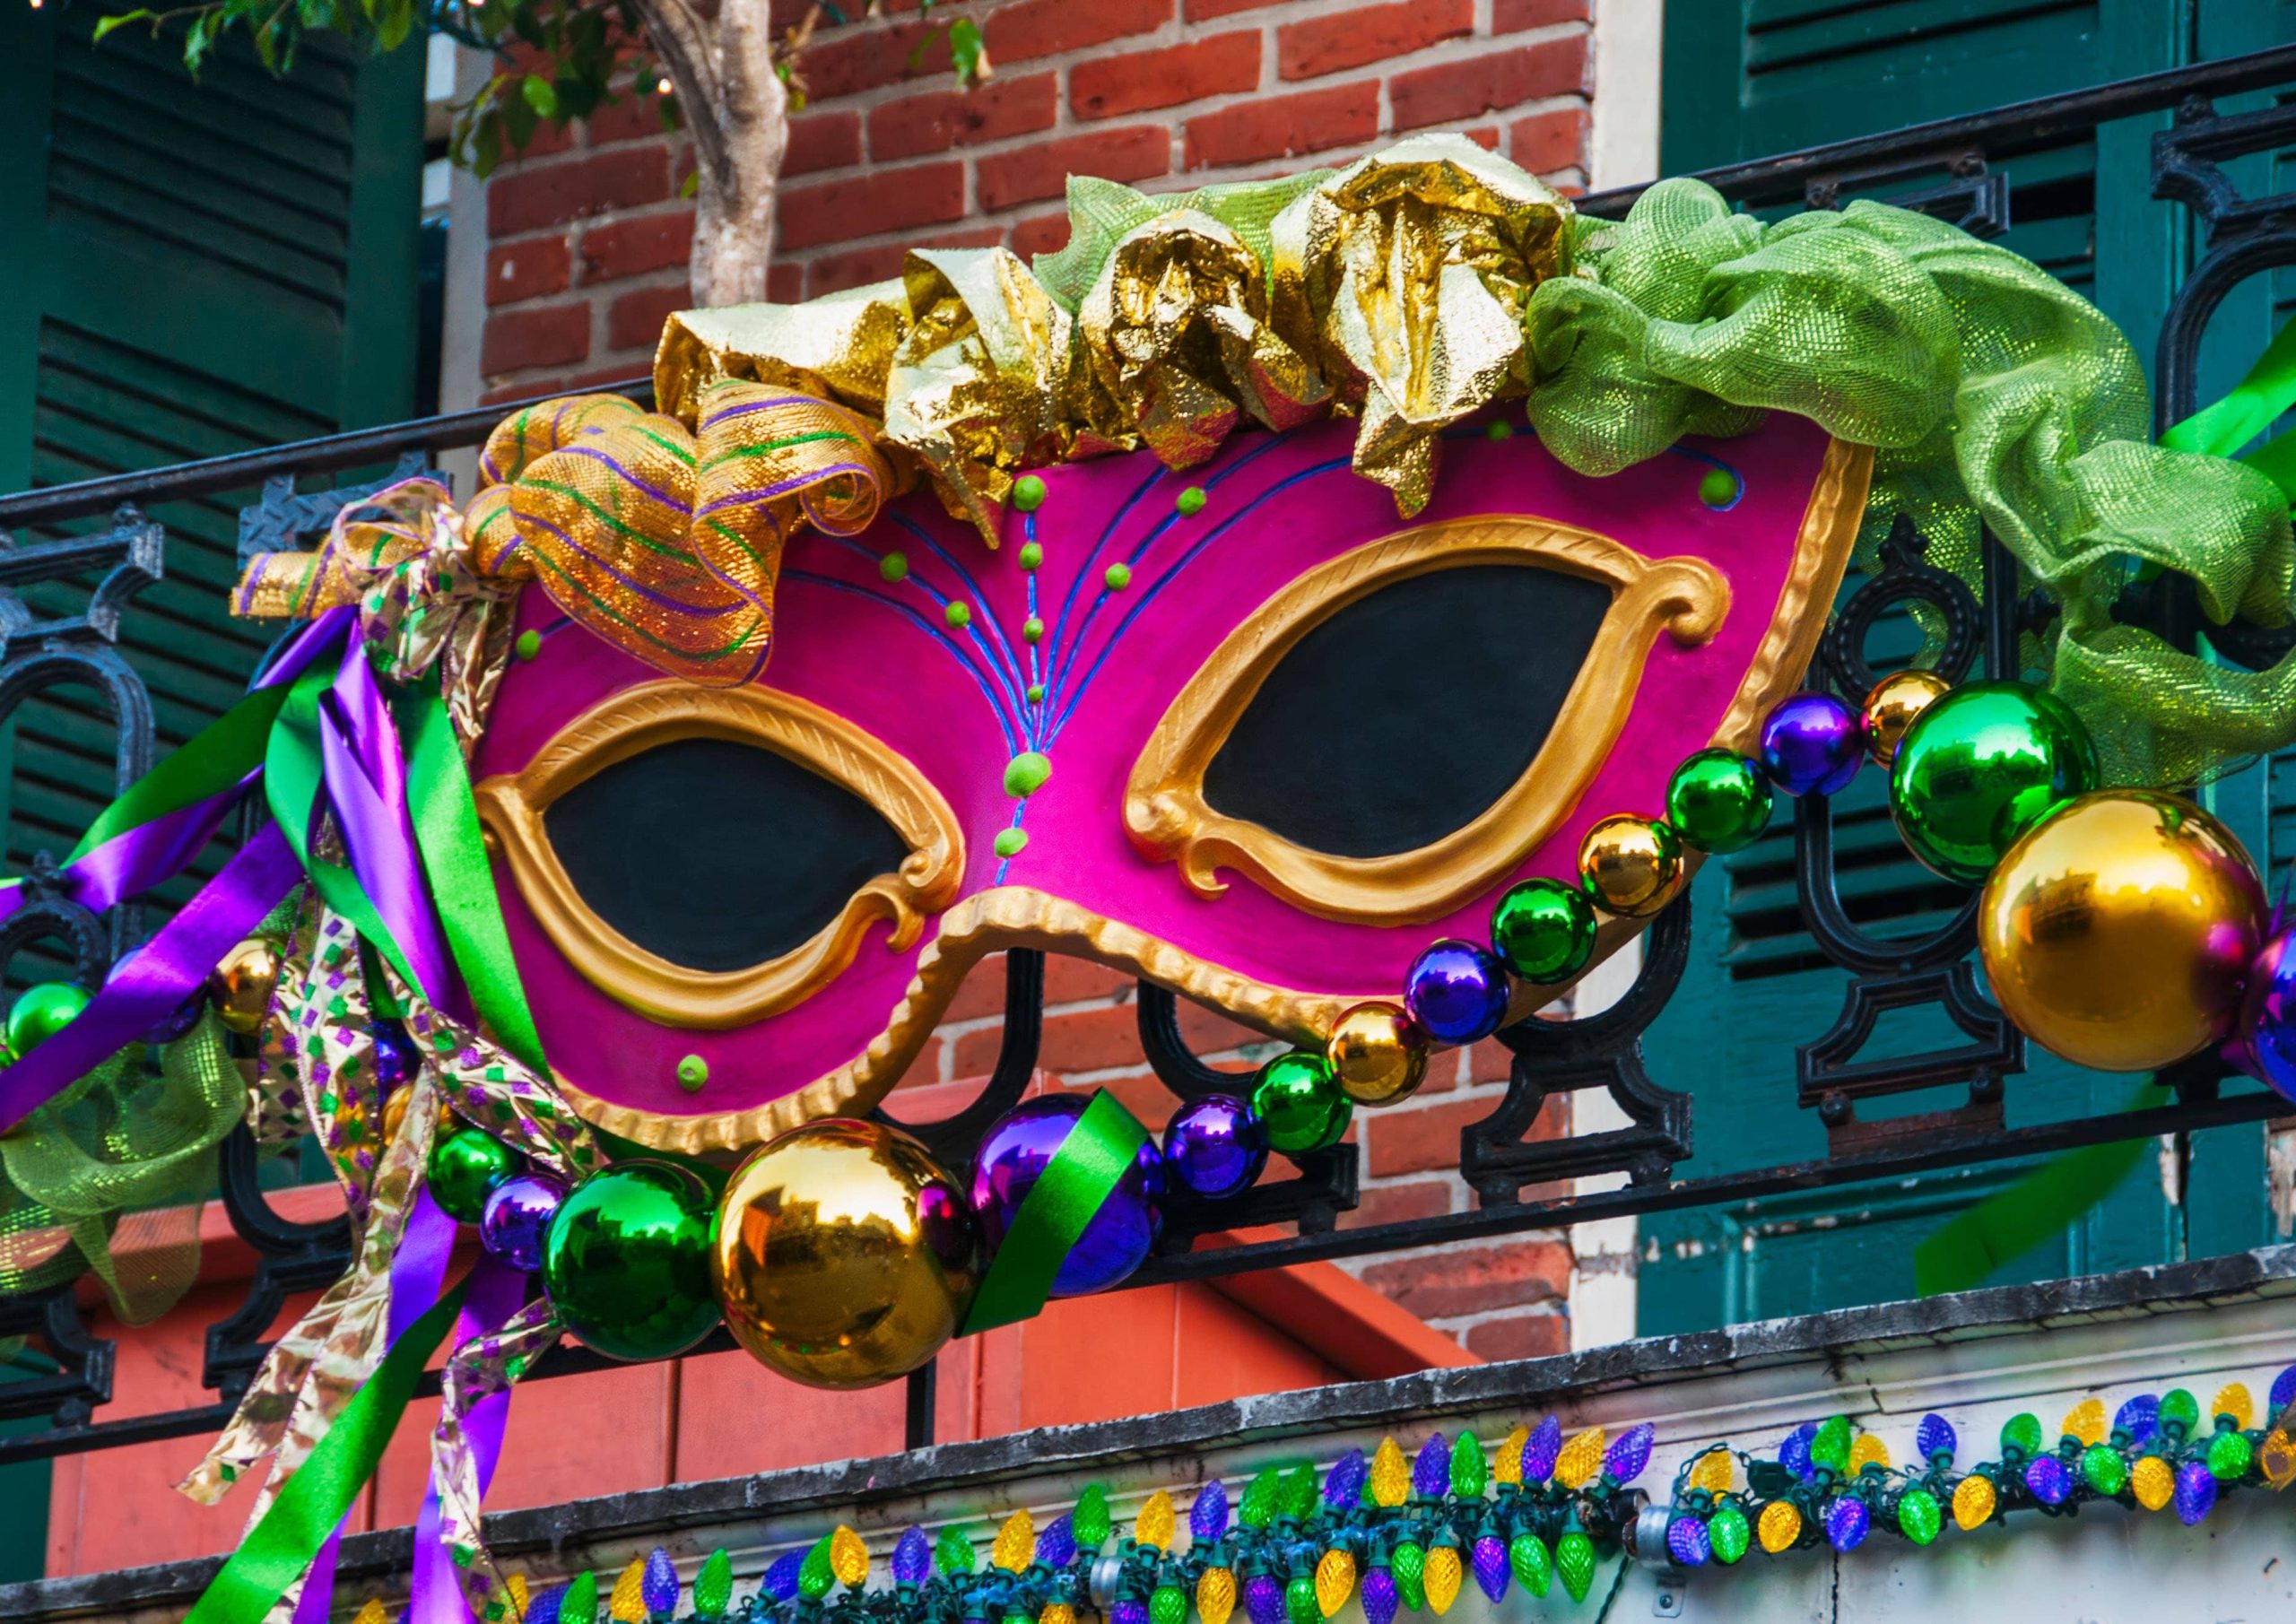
[{"left": 467, "top": 411, "right": 1867, "bottom": 1150}]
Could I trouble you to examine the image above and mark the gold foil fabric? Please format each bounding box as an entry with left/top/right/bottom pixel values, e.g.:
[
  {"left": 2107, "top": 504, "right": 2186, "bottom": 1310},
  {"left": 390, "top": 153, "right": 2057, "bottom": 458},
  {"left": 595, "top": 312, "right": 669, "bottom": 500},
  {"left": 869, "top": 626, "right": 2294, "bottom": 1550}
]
[
  {"left": 430, "top": 1296, "right": 562, "bottom": 1621},
  {"left": 402, "top": 999, "right": 599, "bottom": 1184}
]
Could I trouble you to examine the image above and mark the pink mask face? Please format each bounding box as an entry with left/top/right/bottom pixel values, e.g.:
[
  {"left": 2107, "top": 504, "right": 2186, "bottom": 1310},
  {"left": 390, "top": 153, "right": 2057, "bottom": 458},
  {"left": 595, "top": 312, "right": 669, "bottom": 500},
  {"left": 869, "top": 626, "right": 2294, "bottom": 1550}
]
[{"left": 472, "top": 414, "right": 1867, "bottom": 1150}]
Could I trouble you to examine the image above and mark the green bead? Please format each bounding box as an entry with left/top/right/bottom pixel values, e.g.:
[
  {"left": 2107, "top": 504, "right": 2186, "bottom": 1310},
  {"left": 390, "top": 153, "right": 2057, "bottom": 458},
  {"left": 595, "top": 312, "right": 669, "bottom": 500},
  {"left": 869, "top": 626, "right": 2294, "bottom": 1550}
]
[
  {"left": 540, "top": 1162, "right": 719, "bottom": 1361},
  {"left": 1485, "top": 420, "right": 1514, "bottom": 442},
  {"left": 1889, "top": 682, "right": 2099, "bottom": 885},
  {"left": 1019, "top": 541, "right": 1044, "bottom": 569},
  {"left": 1555, "top": 1531, "right": 1596, "bottom": 1605},
  {"left": 675, "top": 1055, "right": 709, "bottom": 1094},
  {"left": 945, "top": 601, "right": 972, "bottom": 628},
  {"left": 1706, "top": 1504, "right": 1749, "bottom": 1565},
  {"left": 1508, "top": 1532, "right": 1552, "bottom": 1594},
  {"left": 1074, "top": 1484, "right": 1112, "bottom": 1549},
  {"left": 1391, "top": 1542, "right": 1425, "bottom": 1611},
  {"left": 1249, "top": 1051, "right": 1351, "bottom": 1155},
  {"left": 428, "top": 1128, "right": 518, "bottom": 1224},
  {"left": 880, "top": 551, "right": 909, "bottom": 583},
  {"left": 1491, "top": 877, "right": 1596, "bottom": 983},
  {"left": 1810, "top": 1415, "right": 1851, "bottom": 1474},
  {"left": 2160, "top": 1388, "right": 2200, "bottom": 1436},
  {"left": 1024, "top": 617, "right": 1046, "bottom": 642},
  {"left": 1697, "top": 467, "right": 1739, "bottom": 508},
  {"left": 2080, "top": 1441, "right": 2126, "bottom": 1496},
  {"left": 1152, "top": 1587, "right": 1188, "bottom": 1624},
  {"left": 1665, "top": 749, "right": 1773, "bottom": 854},
  {"left": 1004, "top": 751, "right": 1053, "bottom": 796},
  {"left": 5, "top": 982, "right": 89, "bottom": 1057},
  {"left": 1012, "top": 474, "right": 1048, "bottom": 512},
  {"left": 1449, "top": 1431, "right": 1486, "bottom": 1498},
  {"left": 514, "top": 629, "right": 543, "bottom": 661},
  {"left": 1999, "top": 1411, "right": 2044, "bottom": 1458},
  {"left": 1283, "top": 1576, "right": 1318, "bottom": 1624},
  {"left": 1104, "top": 563, "right": 1132, "bottom": 590},
  {"left": 994, "top": 829, "right": 1029, "bottom": 858},
  {"left": 2207, "top": 1428, "right": 2253, "bottom": 1481},
  {"left": 1027, "top": 684, "right": 1047, "bottom": 703},
  {"left": 1175, "top": 486, "right": 1207, "bottom": 517},
  {"left": 1896, "top": 1487, "right": 1940, "bottom": 1546}
]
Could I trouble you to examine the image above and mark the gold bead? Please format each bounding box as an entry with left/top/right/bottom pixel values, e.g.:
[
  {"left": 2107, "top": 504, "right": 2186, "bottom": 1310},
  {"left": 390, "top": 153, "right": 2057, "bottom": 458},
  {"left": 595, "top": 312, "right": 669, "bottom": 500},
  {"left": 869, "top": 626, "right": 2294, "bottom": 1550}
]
[
  {"left": 209, "top": 936, "right": 286, "bottom": 1036},
  {"left": 2131, "top": 1455, "right": 2175, "bottom": 1511},
  {"left": 1554, "top": 1426, "right": 1605, "bottom": 1490},
  {"left": 1861, "top": 668, "right": 1951, "bottom": 767},
  {"left": 1979, "top": 791, "right": 2264, "bottom": 1072},
  {"left": 2061, "top": 1397, "right": 2105, "bottom": 1447},
  {"left": 1756, "top": 1499, "right": 1801, "bottom": 1554},
  {"left": 1578, "top": 816, "right": 1683, "bottom": 918},
  {"left": 1326, "top": 1003, "right": 1429, "bottom": 1107},
  {"left": 1951, "top": 1473, "right": 1996, "bottom": 1530}
]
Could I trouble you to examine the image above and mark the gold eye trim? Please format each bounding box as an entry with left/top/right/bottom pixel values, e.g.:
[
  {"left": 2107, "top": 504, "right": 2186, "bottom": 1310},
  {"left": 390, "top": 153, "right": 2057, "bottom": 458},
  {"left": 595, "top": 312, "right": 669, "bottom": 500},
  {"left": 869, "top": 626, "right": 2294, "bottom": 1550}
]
[
  {"left": 1124, "top": 516, "right": 1730, "bottom": 926},
  {"left": 472, "top": 682, "right": 965, "bottom": 1030}
]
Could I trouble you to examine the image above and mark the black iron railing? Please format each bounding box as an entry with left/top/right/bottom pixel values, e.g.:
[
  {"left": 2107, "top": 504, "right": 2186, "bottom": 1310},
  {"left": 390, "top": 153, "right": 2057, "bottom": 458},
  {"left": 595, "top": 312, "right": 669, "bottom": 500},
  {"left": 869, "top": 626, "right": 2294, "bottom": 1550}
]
[{"left": 2, "top": 45, "right": 2294, "bottom": 1465}]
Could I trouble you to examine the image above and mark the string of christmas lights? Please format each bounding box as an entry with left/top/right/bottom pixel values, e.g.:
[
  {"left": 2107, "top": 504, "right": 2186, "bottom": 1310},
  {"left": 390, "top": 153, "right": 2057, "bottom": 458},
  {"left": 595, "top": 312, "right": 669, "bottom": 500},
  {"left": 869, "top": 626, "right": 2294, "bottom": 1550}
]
[{"left": 391, "top": 1368, "right": 2296, "bottom": 1624}]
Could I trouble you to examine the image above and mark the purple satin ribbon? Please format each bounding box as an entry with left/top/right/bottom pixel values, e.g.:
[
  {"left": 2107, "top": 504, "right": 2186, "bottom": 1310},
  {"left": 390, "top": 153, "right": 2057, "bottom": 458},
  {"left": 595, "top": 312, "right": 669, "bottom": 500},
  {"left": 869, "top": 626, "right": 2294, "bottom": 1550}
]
[{"left": 409, "top": 1258, "right": 529, "bottom": 1624}]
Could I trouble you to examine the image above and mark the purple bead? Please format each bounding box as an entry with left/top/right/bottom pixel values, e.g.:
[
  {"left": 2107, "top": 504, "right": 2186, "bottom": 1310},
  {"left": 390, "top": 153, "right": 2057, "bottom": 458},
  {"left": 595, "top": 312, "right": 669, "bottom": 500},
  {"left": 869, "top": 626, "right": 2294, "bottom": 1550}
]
[
  {"left": 763, "top": 1554, "right": 804, "bottom": 1602},
  {"left": 1038, "top": 1515, "right": 1074, "bottom": 1570},
  {"left": 1190, "top": 1480, "right": 1231, "bottom": 1543},
  {"left": 1779, "top": 1423, "right": 1817, "bottom": 1481},
  {"left": 2175, "top": 1460, "right": 2217, "bottom": 1525},
  {"left": 1361, "top": 1569, "right": 1397, "bottom": 1624},
  {"left": 2114, "top": 1394, "right": 2160, "bottom": 1446},
  {"left": 1114, "top": 1600, "right": 1149, "bottom": 1624},
  {"left": 1325, "top": 1448, "right": 1367, "bottom": 1507},
  {"left": 1823, "top": 1496, "right": 1868, "bottom": 1552},
  {"left": 1522, "top": 1415, "right": 1561, "bottom": 1482},
  {"left": 1665, "top": 1516, "right": 1710, "bottom": 1568},
  {"left": 1245, "top": 1573, "right": 1285, "bottom": 1624},
  {"left": 1163, "top": 1094, "right": 1267, "bottom": 1200},
  {"left": 1412, "top": 1433, "right": 1448, "bottom": 1498},
  {"left": 643, "top": 1548, "right": 678, "bottom": 1618},
  {"left": 2271, "top": 1363, "right": 2296, "bottom": 1417},
  {"left": 1915, "top": 1413, "right": 1956, "bottom": 1463},
  {"left": 1472, "top": 1535, "right": 1509, "bottom": 1601},
  {"left": 892, "top": 1526, "right": 932, "bottom": 1585},
  {"left": 2241, "top": 931, "right": 2296, "bottom": 1103},
  {"left": 971, "top": 1095, "right": 1164, "bottom": 1297},
  {"left": 371, "top": 1020, "right": 421, "bottom": 1093},
  {"left": 1403, "top": 942, "right": 1510, "bottom": 1045},
  {"left": 480, "top": 1171, "right": 568, "bottom": 1272},
  {"left": 1604, "top": 1423, "right": 1653, "bottom": 1483},
  {"left": 2023, "top": 1455, "right": 2069, "bottom": 1507},
  {"left": 1760, "top": 692, "right": 1863, "bottom": 797}
]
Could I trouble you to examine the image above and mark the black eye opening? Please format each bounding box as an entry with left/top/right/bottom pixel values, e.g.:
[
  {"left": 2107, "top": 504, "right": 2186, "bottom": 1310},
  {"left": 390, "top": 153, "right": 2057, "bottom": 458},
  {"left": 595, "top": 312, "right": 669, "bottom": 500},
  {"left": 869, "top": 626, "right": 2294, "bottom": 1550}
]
[
  {"left": 543, "top": 736, "right": 910, "bottom": 972},
  {"left": 1200, "top": 562, "right": 1612, "bottom": 858}
]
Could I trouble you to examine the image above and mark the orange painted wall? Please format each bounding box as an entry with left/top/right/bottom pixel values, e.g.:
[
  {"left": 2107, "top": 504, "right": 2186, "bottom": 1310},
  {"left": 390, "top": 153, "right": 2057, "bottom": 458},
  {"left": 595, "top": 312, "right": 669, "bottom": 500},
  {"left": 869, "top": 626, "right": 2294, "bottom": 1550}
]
[{"left": 43, "top": 1196, "right": 1471, "bottom": 1579}]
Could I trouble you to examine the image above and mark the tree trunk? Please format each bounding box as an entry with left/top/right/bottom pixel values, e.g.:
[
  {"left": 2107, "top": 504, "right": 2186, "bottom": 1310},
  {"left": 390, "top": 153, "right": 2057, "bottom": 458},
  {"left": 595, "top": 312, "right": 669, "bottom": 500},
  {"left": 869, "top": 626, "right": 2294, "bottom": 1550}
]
[{"left": 634, "top": 0, "right": 790, "bottom": 308}]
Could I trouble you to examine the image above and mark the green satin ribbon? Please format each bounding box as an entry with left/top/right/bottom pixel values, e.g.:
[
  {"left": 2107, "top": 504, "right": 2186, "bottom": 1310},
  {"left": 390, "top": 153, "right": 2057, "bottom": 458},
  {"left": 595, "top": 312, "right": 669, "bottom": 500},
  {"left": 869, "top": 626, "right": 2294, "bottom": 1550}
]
[
  {"left": 2162, "top": 312, "right": 2296, "bottom": 493},
  {"left": 182, "top": 1278, "right": 469, "bottom": 1624},
  {"left": 960, "top": 1090, "right": 1150, "bottom": 1335},
  {"left": 73, "top": 682, "right": 292, "bottom": 860},
  {"left": 402, "top": 689, "right": 551, "bottom": 1079},
  {"left": 1913, "top": 1081, "right": 2168, "bottom": 1298}
]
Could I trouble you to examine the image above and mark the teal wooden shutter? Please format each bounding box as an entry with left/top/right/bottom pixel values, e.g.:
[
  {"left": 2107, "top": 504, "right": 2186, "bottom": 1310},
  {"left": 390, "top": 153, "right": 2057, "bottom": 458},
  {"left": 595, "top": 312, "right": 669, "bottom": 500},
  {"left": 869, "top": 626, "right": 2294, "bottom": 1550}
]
[
  {"left": 0, "top": 14, "right": 423, "bottom": 972},
  {"left": 1640, "top": 0, "right": 2292, "bottom": 1333},
  {"left": 0, "top": 15, "right": 422, "bottom": 1584}
]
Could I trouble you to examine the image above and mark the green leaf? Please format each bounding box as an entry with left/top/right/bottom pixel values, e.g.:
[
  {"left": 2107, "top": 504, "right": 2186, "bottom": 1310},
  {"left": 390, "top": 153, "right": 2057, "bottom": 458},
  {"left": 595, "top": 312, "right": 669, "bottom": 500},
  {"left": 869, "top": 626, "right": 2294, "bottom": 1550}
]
[
  {"left": 657, "top": 93, "right": 683, "bottom": 134},
  {"left": 376, "top": 0, "right": 415, "bottom": 51},
  {"left": 949, "top": 16, "right": 988, "bottom": 87},
  {"left": 183, "top": 12, "right": 220, "bottom": 74},
  {"left": 521, "top": 74, "right": 561, "bottom": 119},
  {"left": 678, "top": 169, "right": 700, "bottom": 200},
  {"left": 92, "top": 11, "right": 156, "bottom": 45}
]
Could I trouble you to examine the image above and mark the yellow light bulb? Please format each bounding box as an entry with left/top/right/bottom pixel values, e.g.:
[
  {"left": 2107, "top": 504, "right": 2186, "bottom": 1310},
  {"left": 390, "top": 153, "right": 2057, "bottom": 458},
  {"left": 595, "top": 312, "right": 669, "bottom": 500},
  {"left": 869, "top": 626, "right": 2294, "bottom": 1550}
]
[
  {"left": 507, "top": 1576, "right": 531, "bottom": 1619},
  {"left": 2061, "top": 1398, "right": 2105, "bottom": 1447},
  {"left": 609, "top": 1558, "right": 648, "bottom": 1623},
  {"left": 1554, "top": 1427, "right": 1605, "bottom": 1490},
  {"left": 1135, "top": 1489, "right": 1175, "bottom": 1550},
  {"left": 828, "top": 1526, "right": 869, "bottom": 1587},
  {"left": 992, "top": 1510, "right": 1035, "bottom": 1573},
  {"left": 656, "top": 77, "right": 674, "bottom": 95},
  {"left": 1952, "top": 1474, "right": 1996, "bottom": 1531},
  {"left": 2131, "top": 1455, "right": 2175, "bottom": 1511},
  {"left": 1370, "top": 1437, "right": 1410, "bottom": 1507},
  {"left": 2258, "top": 1428, "right": 2296, "bottom": 1491},
  {"left": 1849, "top": 1435, "right": 1891, "bottom": 1472},
  {"left": 1756, "top": 1500, "right": 1801, "bottom": 1554},
  {"left": 2213, "top": 1382, "right": 2255, "bottom": 1430},
  {"left": 1042, "top": 1606, "right": 1077, "bottom": 1624},
  {"left": 1493, "top": 1424, "right": 1527, "bottom": 1487},
  {"left": 1422, "top": 1546, "right": 1461, "bottom": 1616},
  {"left": 352, "top": 1602, "right": 389, "bottom": 1624},
  {"left": 1196, "top": 1568, "right": 1236, "bottom": 1624},
  {"left": 1315, "top": 1548, "right": 1355, "bottom": 1617},
  {"left": 1688, "top": 1449, "right": 1734, "bottom": 1494}
]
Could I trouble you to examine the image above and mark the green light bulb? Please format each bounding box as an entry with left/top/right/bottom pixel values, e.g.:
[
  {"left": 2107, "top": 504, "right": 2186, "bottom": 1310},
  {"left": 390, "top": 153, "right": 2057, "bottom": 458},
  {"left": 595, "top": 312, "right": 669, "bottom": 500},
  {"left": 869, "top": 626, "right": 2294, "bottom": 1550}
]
[
  {"left": 1707, "top": 1504, "right": 1750, "bottom": 1565},
  {"left": 1283, "top": 1576, "right": 1318, "bottom": 1624},
  {"left": 935, "top": 1526, "right": 976, "bottom": 1578},
  {"left": 1810, "top": 1416, "right": 1852, "bottom": 1474},
  {"left": 2081, "top": 1443, "right": 2126, "bottom": 1497},
  {"left": 2207, "top": 1429, "right": 2253, "bottom": 1482},
  {"left": 1074, "top": 1485, "right": 1112, "bottom": 1550},
  {"left": 1556, "top": 1531, "right": 1597, "bottom": 1605},
  {"left": 1508, "top": 1532, "right": 1552, "bottom": 1595},
  {"left": 2160, "top": 1389, "right": 2200, "bottom": 1437},
  {"left": 1896, "top": 1489, "right": 1940, "bottom": 1547},
  {"left": 1449, "top": 1432, "right": 1487, "bottom": 1499},
  {"left": 694, "top": 1550, "right": 733, "bottom": 1620},
  {"left": 800, "top": 1537, "right": 837, "bottom": 1599},
  {"left": 1999, "top": 1412, "right": 2044, "bottom": 1458},
  {"left": 1152, "top": 1586, "right": 1187, "bottom": 1624},
  {"left": 1391, "top": 1542, "right": 1425, "bottom": 1611},
  {"left": 1239, "top": 1467, "right": 1281, "bottom": 1529}
]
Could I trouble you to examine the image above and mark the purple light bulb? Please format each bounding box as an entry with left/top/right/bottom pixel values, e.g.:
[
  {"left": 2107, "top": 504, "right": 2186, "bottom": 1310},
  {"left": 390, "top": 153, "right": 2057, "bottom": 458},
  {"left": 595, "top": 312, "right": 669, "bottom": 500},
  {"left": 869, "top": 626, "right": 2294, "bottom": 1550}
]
[
  {"left": 1779, "top": 1423, "right": 1816, "bottom": 1481},
  {"left": 1246, "top": 1573, "right": 1285, "bottom": 1624},
  {"left": 892, "top": 1527, "right": 932, "bottom": 1585},
  {"left": 642, "top": 1549, "right": 678, "bottom": 1619},
  {"left": 1823, "top": 1497, "right": 1869, "bottom": 1552},
  {"left": 527, "top": 1586, "right": 564, "bottom": 1624},
  {"left": 2175, "top": 1461, "right": 2218, "bottom": 1526},
  {"left": 1039, "top": 1515, "right": 1074, "bottom": 1570},
  {"left": 1665, "top": 1516, "right": 1710, "bottom": 1568},
  {"left": 1522, "top": 1416, "right": 1561, "bottom": 1482},
  {"left": 2114, "top": 1394, "right": 2160, "bottom": 1446},
  {"left": 1114, "top": 1601, "right": 1148, "bottom": 1624},
  {"left": 1191, "top": 1481, "right": 1231, "bottom": 1543},
  {"left": 2271, "top": 1363, "right": 2296, "bottom": 1416},
  {"left": 1361, "top": 1569, "right": 1397, "bottom": 1624},
  {"left": 763, "top": 1554, "right": 804, "bottom": 1602},
  {"left": 1412, "top": 1434, "right": 1448, "bottom": 1498},
  {"left": 1325, "top": 1448, "right": 1367, "bottom": 1508},
  {"left": 1915, "top": 1413, "right": 1956, "bottom": 1463},
  {"left": 1604, "top": 1423, "right": 1653, "bottom": 1483},
  {"left": 2023, "top": 1455, "right": 2069, "bottom": 1507},
  {"left": 1472, "top": 1535, "right": 1509, "bottom": 1602}
]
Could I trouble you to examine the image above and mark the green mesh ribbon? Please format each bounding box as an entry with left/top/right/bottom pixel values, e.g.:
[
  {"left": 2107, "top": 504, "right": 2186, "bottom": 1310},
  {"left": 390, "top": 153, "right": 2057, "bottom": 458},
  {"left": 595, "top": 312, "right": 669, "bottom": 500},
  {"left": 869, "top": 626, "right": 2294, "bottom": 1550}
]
[
  {"left": 1525, "top": 179, "right": 2296, "bottom": 786},
  {"left": 1033, "top": 170, "right": 1333, "bottom": 308},
  {"left": 0, "top": 1011, "right": 244, "bottom": 1324}
]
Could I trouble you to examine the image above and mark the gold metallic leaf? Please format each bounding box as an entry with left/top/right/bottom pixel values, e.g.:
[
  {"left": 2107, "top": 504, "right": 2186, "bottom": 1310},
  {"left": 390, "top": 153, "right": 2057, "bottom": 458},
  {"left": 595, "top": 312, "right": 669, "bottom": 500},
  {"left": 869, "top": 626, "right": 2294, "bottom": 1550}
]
[
  {"left": 1849, "top": 1435, "right": 1892, "bottom": 1473},
  {"left": 1493, "top": 1424, "right": 1527, "bottom": 1487},
  {"left": 1135, "top": 1489, "right": 1176, "bottom": 1550},
  {"left": 2062, "top": 1397, "right": 2106, "bottom": 1447},
  {"left": 2213, "top": 1382, "right": 2255, "bottom": 1430},
  {"left": 1553, "top": 1427, "right": 1605, "bottom": 1490},
  {"left": 992, "top": 1509, "right": 1035, "bottom": 1573},
  {"left": 1687, "top": 1449, "right": 1734, "bottom": 1494},
  {"left": 1370, "top": 1437, "right": 1410, "bottom": 1507},
  {"left": 831, "top": 1526, "right": 870, "bottom": 1587},
  {"left": 1197, "top": 1568, "right": 1236, "bottom": 1624},
  {"left": 2132, "top": 1455, "right": 2176, "bottom": 1510},
  {"left": 1315, "top": 1548, "right": 1355, "bottom": 1617},
  {"left": 1756, "top": 1500, "right": 1801, "bottom": 1554}
]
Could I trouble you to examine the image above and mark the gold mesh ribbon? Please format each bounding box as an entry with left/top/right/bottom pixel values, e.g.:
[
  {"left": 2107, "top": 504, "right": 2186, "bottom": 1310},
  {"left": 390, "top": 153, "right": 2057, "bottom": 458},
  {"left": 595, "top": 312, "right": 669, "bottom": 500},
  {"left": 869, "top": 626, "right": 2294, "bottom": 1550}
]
[{"left": 235, "top": 383, "right": 893, "bottom": 690}]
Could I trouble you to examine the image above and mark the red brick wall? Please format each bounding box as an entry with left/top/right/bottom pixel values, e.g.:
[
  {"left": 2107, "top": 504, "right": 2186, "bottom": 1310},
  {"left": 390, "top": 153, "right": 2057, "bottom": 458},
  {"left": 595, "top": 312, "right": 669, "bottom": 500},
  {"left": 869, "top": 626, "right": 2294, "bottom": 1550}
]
[
  {"left": 465, "top": 0, "right": 1592, "bottom": 1358},
  {"left": 474, "top": 0, "right": 1595, "bottom": 398}
]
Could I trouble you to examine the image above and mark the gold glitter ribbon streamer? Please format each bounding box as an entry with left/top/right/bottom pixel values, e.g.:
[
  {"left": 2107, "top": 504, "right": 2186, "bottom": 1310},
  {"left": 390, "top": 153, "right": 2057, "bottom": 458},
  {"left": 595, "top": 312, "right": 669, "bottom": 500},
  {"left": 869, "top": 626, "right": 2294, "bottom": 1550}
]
[{"left": 236, "top": 384, "right": 892, "bottom": 690}]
